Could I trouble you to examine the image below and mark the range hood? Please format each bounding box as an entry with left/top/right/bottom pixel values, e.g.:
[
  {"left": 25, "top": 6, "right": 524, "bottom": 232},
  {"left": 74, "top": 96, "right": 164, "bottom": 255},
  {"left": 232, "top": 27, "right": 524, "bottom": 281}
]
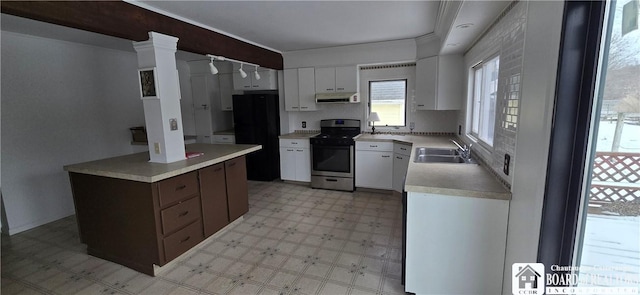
[{"left": 315, "top": 92, "right": 360, "bottom": 104}]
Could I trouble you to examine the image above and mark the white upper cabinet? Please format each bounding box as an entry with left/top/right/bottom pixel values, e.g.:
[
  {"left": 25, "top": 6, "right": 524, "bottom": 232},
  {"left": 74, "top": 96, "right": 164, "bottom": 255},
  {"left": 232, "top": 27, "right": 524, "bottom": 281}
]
[
  {"left": 315, "top": 66, "right": 357, "bottom": 93},
  {"left": 232, "top": 64, "right": 277, "bottom": 91},
  {"left": 284, "top": 68, "right": 317, "bottom": 111},
  {"left": 415, "top": 55, "right": 463, "bottom": 110}
]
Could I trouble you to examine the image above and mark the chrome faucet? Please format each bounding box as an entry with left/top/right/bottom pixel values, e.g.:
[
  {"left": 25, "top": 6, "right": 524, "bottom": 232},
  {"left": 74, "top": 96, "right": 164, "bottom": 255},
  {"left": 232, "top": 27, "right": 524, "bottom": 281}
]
[{"left": 451, "top": 139, "right": 472, "bottom": 160}]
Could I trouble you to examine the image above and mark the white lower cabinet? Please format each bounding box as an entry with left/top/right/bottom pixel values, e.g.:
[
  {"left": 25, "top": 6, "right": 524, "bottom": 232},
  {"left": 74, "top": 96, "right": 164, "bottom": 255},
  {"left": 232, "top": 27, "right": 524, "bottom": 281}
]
[
  {"left": 355, "top": 141, "right": 393, "bottom": 190},
  {"left": 405, "top": 191, "right": 509, "bottom": 294},
  {"left": 392, "top": 143, "right": 412, "bottom": 192},
  {"left": 279, "top": 139, "right": 311, "bottom": 182}
]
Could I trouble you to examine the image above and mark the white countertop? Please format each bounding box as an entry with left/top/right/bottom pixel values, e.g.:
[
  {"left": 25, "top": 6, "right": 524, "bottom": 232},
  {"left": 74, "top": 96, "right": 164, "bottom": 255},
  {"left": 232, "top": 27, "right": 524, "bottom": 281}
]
[
  {"left": 64, "top": 143, "right": 261, "bottom": 183},
  {"left": 355, "top": 134, "right": 511, "bottom": 200}
]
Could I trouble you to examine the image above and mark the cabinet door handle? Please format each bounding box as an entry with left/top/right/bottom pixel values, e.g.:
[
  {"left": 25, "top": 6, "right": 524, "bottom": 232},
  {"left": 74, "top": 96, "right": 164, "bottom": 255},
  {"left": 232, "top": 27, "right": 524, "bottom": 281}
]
[
  {"left": 417, "top": 104, "right": 425, "bottom": 107},
  {"left": 228, "top": 162, "right": 236, "bottom": 167},
  {"left": 180, "top": 236, "right": 191, "bottom": 243},
  {"left": 396, "top": 156, "right": 402, "bottom": 160},
  {"left": 214, "top": 168, "right": 223, "bottom": 172},
  {"left": 176, "top": 184, "right": 187, "bottom": 191},
  {"left": 382, "top": 155, "right": 390, "bottom": 158},
  {"left": 178, "top": 211, "right": 189, "bottom": 217},
  {"left": 400, "top": 147, "right": 407, "bottom": 150}
]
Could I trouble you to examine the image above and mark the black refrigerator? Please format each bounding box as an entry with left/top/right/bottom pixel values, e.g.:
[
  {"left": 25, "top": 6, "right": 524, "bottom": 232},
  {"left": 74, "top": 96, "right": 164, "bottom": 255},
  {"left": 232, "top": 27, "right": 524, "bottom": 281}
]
[{"left": 232, "top": 93, "right": 280, "bottom": 181}]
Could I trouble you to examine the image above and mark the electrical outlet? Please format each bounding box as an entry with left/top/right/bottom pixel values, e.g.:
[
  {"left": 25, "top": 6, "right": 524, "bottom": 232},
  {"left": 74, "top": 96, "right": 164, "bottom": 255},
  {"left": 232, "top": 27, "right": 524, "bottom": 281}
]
[
  {"left": 302, "top": 121, "right": 306, "bottom": 128},
  {"left": 154, "top": 142, "right": 161, "bottom": 154},
  {"left": 504, "top": 154, "right": 511, "bottom": 175}
]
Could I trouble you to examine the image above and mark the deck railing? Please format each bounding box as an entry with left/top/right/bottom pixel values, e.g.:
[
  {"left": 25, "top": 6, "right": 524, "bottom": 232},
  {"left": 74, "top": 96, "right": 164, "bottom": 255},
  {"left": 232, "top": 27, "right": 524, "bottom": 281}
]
[{"left": 590, "top": 152, "right": 640, "bottom": 204}]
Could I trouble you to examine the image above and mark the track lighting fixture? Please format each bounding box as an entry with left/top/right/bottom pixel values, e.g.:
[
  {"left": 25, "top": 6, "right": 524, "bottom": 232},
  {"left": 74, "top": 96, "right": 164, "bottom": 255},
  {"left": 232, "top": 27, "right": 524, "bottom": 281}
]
[
  {"left": 254, "top": 65, "right": 261, "bottom": 80},
  {"left": 206, "top": 54, "right": 259, "bottom": 79},
  {"left": 208, "top": 57, "right": 218, "bottom": 75},
  {"left": 238, "top": 63, "right": 248, "bottom": 78}
]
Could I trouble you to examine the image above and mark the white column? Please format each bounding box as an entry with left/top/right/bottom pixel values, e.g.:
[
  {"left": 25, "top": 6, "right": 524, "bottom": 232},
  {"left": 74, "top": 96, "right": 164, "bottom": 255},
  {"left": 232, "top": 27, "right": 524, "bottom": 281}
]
[{"left": 133, "top": 32, "right": 186, "bottom": 163}]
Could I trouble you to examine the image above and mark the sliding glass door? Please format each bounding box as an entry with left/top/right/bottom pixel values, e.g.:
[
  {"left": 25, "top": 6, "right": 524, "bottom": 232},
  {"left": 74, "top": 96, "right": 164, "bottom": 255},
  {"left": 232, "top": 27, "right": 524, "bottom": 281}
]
[{"left": 574, "top": 0, "right": 640, "bottom": 289}]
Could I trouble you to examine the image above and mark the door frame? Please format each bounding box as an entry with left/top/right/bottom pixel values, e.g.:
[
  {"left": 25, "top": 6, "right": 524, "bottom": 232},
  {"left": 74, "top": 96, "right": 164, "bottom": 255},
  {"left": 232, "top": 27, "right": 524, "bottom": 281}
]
[{"left": 537, "top": 0, "right": 608, "bottom": 271}]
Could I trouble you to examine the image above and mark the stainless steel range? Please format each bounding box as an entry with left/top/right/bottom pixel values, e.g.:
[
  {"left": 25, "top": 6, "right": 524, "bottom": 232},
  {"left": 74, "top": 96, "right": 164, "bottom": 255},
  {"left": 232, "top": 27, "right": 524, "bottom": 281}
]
[{"left": 310, "top": 119, "right": 361, "bottom": 191}]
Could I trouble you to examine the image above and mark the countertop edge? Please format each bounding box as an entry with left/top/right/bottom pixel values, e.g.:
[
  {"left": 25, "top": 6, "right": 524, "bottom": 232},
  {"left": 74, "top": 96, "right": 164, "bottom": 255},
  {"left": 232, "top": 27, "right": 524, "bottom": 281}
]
[
  {"left": 279, "top": 132, "right": 320, "bottom": 139},
  {"left": 64, "top": 145, "right": 262, "bottom": 183},
  {"left": 404, "top": 185, "right": 512, "bottom": 201}
]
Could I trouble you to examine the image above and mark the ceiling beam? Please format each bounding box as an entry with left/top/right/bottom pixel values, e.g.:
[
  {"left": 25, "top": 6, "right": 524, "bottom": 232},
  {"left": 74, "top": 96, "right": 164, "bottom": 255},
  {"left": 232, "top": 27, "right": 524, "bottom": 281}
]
[{"left": 1, "top": 1, "right": 283, "bottom": 70}]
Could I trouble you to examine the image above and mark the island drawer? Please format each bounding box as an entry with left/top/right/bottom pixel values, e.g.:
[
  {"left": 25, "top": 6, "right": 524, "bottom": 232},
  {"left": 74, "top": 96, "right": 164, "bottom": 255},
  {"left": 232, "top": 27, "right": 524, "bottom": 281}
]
[
  {"left": 158, "top": 172, "right": 199, "bottom": 207},
  {"left": 163, "top": 220, "right": 203, "bottom": 262},
  {"left": 160, "top": 196, "right": 201, "bottom": 236}
]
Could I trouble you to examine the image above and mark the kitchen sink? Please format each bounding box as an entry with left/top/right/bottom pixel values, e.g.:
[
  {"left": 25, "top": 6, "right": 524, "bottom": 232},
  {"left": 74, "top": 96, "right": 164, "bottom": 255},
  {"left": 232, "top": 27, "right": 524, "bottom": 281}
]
[
  {"left": 413, "top": 147, "right": 477, "bottom": 164},
  {"left": 415, "top": 147, "right": 459, "bottom": 156}
]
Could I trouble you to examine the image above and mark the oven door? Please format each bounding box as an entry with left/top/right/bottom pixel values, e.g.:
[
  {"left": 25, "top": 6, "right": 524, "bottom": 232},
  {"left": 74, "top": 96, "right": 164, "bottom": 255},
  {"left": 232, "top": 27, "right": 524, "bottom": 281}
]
[{"left": 311, "top": 144, "right": 353, "bottom": 177}]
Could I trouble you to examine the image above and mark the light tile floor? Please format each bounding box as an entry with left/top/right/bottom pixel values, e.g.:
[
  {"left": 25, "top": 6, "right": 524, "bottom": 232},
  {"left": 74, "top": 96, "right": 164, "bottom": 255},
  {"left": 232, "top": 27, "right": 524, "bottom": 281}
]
[{"left": 1, "top": 181, "right": 406, "bottom": 295}]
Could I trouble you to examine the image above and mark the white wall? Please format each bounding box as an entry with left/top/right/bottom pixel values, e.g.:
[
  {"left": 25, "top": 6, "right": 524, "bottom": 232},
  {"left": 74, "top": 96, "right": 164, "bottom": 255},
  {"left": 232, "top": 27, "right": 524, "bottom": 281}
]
[
  {"left": 0, "top": 31, "right": 193, "bottom": 234},
  {"left": 501, "top": 2, "right": 564, "bottom": 294},
  {"left": 283, "top": 38, "right": 418, "bottom": 69}
]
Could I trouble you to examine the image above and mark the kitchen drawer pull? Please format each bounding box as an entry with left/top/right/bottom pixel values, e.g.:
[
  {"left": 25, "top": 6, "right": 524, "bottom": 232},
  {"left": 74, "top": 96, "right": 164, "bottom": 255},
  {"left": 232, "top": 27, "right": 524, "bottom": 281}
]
[
  {"left": 176, "top": 184, "right": 187, "bottom": 190},
  {"left": 326, "top": 179, "right": 338, "bottom": 182},
  {"left": 180, "top": 236, "right": 191, "bottom": 243},
  {"left": 296, "top": 149, "right": 303, "bottom": 152},
  {"left": 178, "top": 211, "right": 189, "bottom": 217},
  {"left": 400, "top": 147, "right": 407, "bottom": 150},
  {"left": 370, "top": 145, "right": 378, "bottom": 148},
  {"left": 287, "top": 149, "right": 294, "bottom": 152},
  {"left": 417, "top": 104, "right": 425, "bottom": 107},
  {"left": 337, "top": 87, "right": 344, "bottom": 90},
  {"left": 326, "top": 88, "right": 334, "bottom": 91},
  {"left": 396, "top": 156, "right": 402, "bottom": 159},
  {"left": 228, "top": 162, "right": 236, "bottom": 167},
  {"left": 214, "top": 168, "right": 223, "bottom": 172},
  {"left": 301, "top": 107, "right": 308, "bottom": 109},
  {"left": 291, "top": 142, "right": 298, "bottom": 144},
  {"left": 382, "top": 155, "right": 390, "bottom": 158}
]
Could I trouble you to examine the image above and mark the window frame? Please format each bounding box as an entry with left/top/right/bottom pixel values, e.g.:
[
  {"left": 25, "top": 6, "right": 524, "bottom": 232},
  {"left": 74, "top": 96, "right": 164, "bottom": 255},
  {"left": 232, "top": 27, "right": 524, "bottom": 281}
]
[
  {"left": 468, "top": 54, "right": 500, "bottom": 150},
  {"left": 368, "top": 79, "right": 408, "bottom": 128}
]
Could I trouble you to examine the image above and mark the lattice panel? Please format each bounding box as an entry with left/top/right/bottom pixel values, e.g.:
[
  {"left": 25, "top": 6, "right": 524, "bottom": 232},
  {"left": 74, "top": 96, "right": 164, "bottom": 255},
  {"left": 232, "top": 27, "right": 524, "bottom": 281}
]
[
  {"left": 592, "top": 152, "right": 640, "bottom": 183},
  {"left": 590, "top": 185, "right": 640, "bottom": 203}
]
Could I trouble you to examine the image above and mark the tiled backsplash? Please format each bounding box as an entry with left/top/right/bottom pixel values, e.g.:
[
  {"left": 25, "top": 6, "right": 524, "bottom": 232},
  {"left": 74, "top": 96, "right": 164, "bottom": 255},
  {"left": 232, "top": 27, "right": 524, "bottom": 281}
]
[{"left": 464, "top": 1, "right": 527, "bottom": 186}]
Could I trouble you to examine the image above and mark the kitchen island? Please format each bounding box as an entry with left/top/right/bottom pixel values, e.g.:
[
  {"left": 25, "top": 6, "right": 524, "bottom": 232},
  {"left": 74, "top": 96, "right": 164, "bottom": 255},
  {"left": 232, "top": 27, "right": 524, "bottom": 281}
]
[{"left": 63, "top": 143, "right": 261, "bottom": 276}]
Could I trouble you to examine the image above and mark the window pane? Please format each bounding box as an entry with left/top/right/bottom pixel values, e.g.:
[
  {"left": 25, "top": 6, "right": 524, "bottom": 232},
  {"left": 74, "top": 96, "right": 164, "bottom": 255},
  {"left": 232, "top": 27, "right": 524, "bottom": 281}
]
[
  {"left": 370, "top": 80, "right": 406, "bottom": 126},
  {"left": 472, "top": 68, "right": 483, "bottom": 134},
  {"left": 470, "top": 56, "right": 499, "bottom": 147}
]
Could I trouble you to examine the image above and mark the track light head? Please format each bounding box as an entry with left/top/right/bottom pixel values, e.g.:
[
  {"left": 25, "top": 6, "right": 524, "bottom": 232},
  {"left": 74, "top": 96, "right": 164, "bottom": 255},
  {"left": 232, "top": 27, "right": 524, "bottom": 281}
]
[
  {"left": 209, "top": 59, "right": 218, "bottom": 75},
  {"left": 239, "top": 64, "right": 247, "bottom": 78},
  {"left": 254, "top": 65, "right": 261, "bottom": 80}
]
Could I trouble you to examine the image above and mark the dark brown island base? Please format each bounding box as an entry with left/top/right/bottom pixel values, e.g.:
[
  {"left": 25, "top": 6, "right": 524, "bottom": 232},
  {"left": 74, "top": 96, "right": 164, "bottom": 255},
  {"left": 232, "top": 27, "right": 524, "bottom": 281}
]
[{"left": 64, "top": 144, "right": 261, "bottom": 276}]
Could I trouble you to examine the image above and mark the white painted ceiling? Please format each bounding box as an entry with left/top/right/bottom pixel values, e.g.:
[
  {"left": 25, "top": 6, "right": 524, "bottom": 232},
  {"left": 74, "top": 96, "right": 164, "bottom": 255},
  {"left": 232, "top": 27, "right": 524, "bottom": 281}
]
[{"left": 2, "top": 1, "right": 510, "bottom": 58}]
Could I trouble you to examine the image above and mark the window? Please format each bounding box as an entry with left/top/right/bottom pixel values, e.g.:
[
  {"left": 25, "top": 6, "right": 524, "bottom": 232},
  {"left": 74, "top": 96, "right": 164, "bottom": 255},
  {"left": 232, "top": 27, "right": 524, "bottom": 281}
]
[
  {"left": 470, "top": 56, "right": 499, "bottom": 146},
  {"left": 369, "top": 80, "right": 407, "bottom": 127}
]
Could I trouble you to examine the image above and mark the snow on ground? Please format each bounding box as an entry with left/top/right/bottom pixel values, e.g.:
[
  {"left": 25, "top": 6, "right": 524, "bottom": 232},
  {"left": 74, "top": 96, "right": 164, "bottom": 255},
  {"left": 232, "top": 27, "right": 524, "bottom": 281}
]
[
  {"left": 578, "top": 215, "right": 640, "bottom": 287},
  {"left": 595, "top": 120, "right": 640, "bottom": 152}
]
